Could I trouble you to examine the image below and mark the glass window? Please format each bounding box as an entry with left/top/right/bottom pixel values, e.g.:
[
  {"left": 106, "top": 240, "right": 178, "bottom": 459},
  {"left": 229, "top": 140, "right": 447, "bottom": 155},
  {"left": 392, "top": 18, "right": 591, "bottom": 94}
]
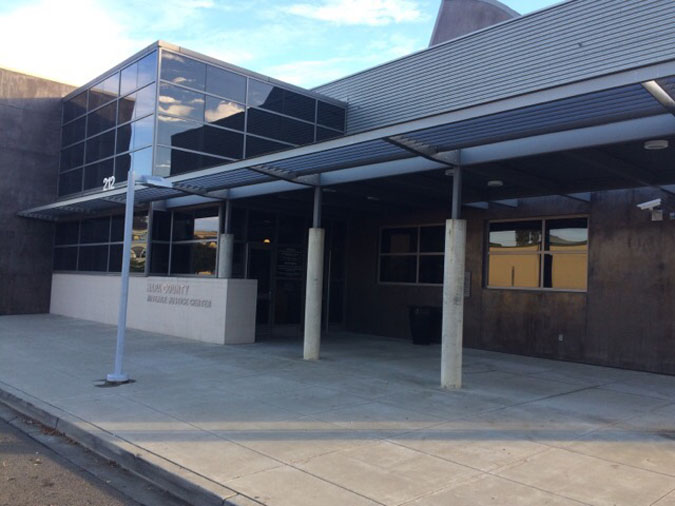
[
  {"left": 206, "top": 65, "right": 246, "bottom": 103},
  {"left": 203, "top": 125, "right": 243, "bottom": 159},
  {"left": 149, "top": 242, "right": 170, "bottom": 275},
  {"left": 117, "top": 116, "right": 154, "bottom": 154},
  {"left": 151, "top": 211, "right": 172, "bottom": 241},
  {"left": 118, "top": 84, "right": 156, "bottom": 124},
  {"left": 131, "top": 147, "right": 153, "bottom": 177},
  {"left": 248, "top": 211, "right": 276, "bottom": 242},
  {"left": 54, "top": 246, "right": 78, "bottom": 271},
  {"left": 60, "top": 142, "right": 84, "bottom": 171},
  {"left": 247, "top": 108, "right": 314, "bottom": 145},
  {"left": 156, "top": 147, "right": 226, "bottom": 176},
  {"left": 109, "top": 241, "right": 146, "bottom": 273},
  {"left": 381, "top": 228, "right": 417, "bottom": 254},
  {"left": 159, "top": 82, "right": 205, "bottom": 121},
  {"left": 83, "top": 158, "right": 114, "bottom": 191},
  {"left": 136, "top": 51, "right": 157, "bottom": 90},
  {"left": 487, "top": 218, "right": 588, "bottom": 290},
  {"left": 55, "top": 222, "right": 79, "bottom": 245},
  {"left": 248, "top": 80, "right": 315, "bottom": 122},
  {"left": 80, "top": 216, "right": 110, "bottom": 243},
  {"left": 78, "top": 245, "right": 109, "bottom": 271},
  {"left": 171, "top": 241, "right": 217, "bottom": 275},
  {"left": 62, "top": 117, "right": 85, "bottom": 147},
  {"left": 278, "top": 214, "right": 306, "bottom": 244},
  {"left": 172, "top": 208, "right": 218, "bottom": 241},
  {"left": 63, "top": 91, "right": 87, "bottom": 123},
  {"left": 157, "top": 114, "right": 203, "bottom": 150},
  {"left": 89, "top": 73, "right": 119, "bottom": 110},
  {"left": 121, "top": 52, "right": 157, "bottom": 97},
  {"left": 317, "top": 101, "right": 345, "bottom": 130},
  {"left": 161, "top": 52, "right": 205, "bottom": 90},
  {"left": 379, "top": 225, "right": 444, "bottom": 284},
  {"left": 86, "top": 130, "right": 115, "bottom": 163},
  {"left": 245, "top": 135, "right": 289, "bottom": 158},
  {"left": 419, "top": 255, "right": 444, "bottom": 284},
  {"left": 420, "top": 226, "right": 444, "bottom": 253},
  {"left": 316, "top": 127, "right": 341, "bottom": 142},
  {"left": 204, "top": 96, "right": 245, "bottom": 130},
  {"left": 58, "top": 169, "right": 82, "bottom": 196},
  {"left": 114, "top": 154, "right": 130, "bottom": 182},
  {"left": 87, "top": 101, "right": 117, "bottom": 137},
  {"left": 380, "top": 256, "right": 417, "bottom": 283}
]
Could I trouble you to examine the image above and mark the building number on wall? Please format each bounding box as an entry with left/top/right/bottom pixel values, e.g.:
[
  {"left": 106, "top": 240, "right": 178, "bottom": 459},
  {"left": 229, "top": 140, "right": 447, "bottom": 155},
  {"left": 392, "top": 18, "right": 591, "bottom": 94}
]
[{"left": 102, "top": 176, "right": 116, "bottom": 191}]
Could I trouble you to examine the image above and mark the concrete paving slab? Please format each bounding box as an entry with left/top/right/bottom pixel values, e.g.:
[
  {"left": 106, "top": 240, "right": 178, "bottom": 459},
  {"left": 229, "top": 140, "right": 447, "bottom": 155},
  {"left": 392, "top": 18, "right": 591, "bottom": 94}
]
[
  {"left": 296, "top": 441, "right": 480, "bottom": 505},
  {"left": 497, "top": 447, "right": 675, "bottom": 506},
  {"left": 2, "top": 315, "right": 675, "bottom": 506},
  {"left": 225, "top": 466, "right": 381, "bottom": 506},
  {"left": 655, "top": 490, "right": 675, "bottom": 506},
  {"left": 403, "top": 474, "right": 585, "bottom": 505},
  {"left": 388, "top": 421, "right": 551, "bottom": 472}
]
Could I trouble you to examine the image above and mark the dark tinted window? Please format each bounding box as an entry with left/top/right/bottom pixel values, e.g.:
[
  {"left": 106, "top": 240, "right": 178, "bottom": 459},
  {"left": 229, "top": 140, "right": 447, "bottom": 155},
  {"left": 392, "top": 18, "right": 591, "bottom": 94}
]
[
  {"left": 87, "top": 101, "right": 117, "bottom": 137},
  {"left": 206, "top": 65, "right": 246, "bottom": 103},
  {"left": 204, "top": 125, "right": 243, "bottom": 159},
  {"left": 80, "top": 217, "right": 110, "bottom": 243},
  {"left": 58, "top": 169, "right": 82, "bottom": 196},
  {"left": 161, "top": 52, "right": 205, "bottom": 91},
  {"left": 419, "top": 255, "right": 444, "bottom": 284},
  {"left": 60, "top": 142, "right": 84, "bottom": 171},
  {"left": 316, "top": 127, "right": 341, "bottom": 142},
  {"left": 157, "top": 114, "right": 203, "bottom": 150},
  {"left": 245, "top": 135, "right": 288, "bottom": 157},
  {"left": 248, "top": 80, "right": 315, "bottom": 122},
  {"left": 136, "top": 51, "right": 157, "bottom": 89},
  {"left": 150, "top": 243, "right": 170, "bottom": 274},
  {"left": 121, "top": 51, "right": 158, "bottom": 96},
  {"left": 381, "top": 228, "right": 418, "bottom": 254},
  {"left": 114, "top": 154, "right": 130, "bottom": 181},
  {"left": 420, "top": 226, "right": 444, "bottom": 253},
  {"left": 157, "top": 147, "right": 226, "bottom": 176},
  {"left": 151, "top": 211, "right": 172, "bottom": 241},
  {"left": 63, "top": 91, "right": 87, "bottom": 122},
  {"left": 317, "top": 101, "right": 345, "bottom": 130},
  {"left": 380, "top": 256, "right": 417, "bottom": 283},
  {"left": 54, "top": 246, "right": 78, "bottom": 271},
  {"left": 89, "top": 73, "right": 119, "bottom": 110},
  {"left": 110, "top": 215, "right": 124, "bottom": 242},
  {"left": 117, "top": 116, "right": 154, "bottom": 154},
  {"left": 55, "top": 222, "right": 79, "bottom": 245},
  {"left": 62, "top": 117, "right": 85, "bottom": 147},
  {"left": 78, "top": 245, "right": 109, "bottom": 271},
  {"left": 83, "top": 158, "right": 114, "bottom": 190},
  {"left": 171, "top": 242, "right": 216, "bottom": 275},
  {"left": 205, "top": 96, "right": 245, "bottom": 130},
  {"left": 247, "top": 108, "right": 313, "bottom": 145},
  {"left": 86, "top": 130, "right": 115, "bottom": 163},
  {"left": 118, "top": 84, "right": 156, "bottom": 124},
  {"left": 159, "top": 83, "right": 204, "bottom": 121}
]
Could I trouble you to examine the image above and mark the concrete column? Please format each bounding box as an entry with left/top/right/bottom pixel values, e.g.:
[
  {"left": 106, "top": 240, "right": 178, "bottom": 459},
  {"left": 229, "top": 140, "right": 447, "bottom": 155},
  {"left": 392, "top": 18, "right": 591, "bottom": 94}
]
[
  {"left": 303, "top": 227, "right": 325, "bottom": 360},
  {"left": 441, "top": 218, "right": 466, "bottom": 389},
  {"left": 217, "top": 233, "right": 234, "bottom": 279}
]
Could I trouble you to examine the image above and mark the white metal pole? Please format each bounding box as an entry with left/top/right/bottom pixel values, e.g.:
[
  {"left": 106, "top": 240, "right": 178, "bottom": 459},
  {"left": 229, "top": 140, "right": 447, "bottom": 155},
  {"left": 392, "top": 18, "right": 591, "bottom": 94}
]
[{"left": 107, "top": 170, "right": 135, "bottom": 383}]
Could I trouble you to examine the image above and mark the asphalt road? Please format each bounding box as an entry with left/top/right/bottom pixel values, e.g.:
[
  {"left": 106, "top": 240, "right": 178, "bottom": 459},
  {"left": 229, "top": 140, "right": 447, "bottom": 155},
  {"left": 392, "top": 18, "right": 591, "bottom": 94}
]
[{"left": 0, "top": 411, "right": 187, "bottom": 506}]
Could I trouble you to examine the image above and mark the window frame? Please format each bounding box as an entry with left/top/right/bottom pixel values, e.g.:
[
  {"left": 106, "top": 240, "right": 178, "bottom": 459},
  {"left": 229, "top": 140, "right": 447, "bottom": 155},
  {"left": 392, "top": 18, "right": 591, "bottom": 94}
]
[
  {"left": 377, "top": 223, "right": 445, "bottom": 286},
  {"left": 485, "top": 214, "right": 589, "bottom": 293}
]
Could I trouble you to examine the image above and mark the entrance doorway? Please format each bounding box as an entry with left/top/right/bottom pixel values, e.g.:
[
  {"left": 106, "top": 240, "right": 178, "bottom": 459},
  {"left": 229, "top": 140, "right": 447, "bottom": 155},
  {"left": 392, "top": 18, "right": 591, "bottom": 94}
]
[{"left": 247, "top": 243, "right": 272, "bottom": 325}]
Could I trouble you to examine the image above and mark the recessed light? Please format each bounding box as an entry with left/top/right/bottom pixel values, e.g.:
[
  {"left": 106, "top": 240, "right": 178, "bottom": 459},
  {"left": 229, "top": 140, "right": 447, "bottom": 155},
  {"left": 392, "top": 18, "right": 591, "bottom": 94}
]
[
  {"left": 487, "top": 180, "right": 504, "bottom": 188},
  {"left": 366, "top": 196, "right": 380, "bottom": 201},
  {"left": 644, "top": 139, "right": 669, "bottom": 150}
]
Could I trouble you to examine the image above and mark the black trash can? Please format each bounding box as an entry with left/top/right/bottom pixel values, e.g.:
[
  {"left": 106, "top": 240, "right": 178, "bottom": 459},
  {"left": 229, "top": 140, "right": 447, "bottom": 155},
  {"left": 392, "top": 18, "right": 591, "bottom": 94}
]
[{"left": 409, "top": 306, "right": 435, "bottom": 345}]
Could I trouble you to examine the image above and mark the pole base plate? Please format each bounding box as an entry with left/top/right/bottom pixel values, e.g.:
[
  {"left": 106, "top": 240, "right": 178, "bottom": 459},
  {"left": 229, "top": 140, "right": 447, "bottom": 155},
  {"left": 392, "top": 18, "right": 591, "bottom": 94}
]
[{"left": 106, "top": 373, "right": 130, "bottom": 383}]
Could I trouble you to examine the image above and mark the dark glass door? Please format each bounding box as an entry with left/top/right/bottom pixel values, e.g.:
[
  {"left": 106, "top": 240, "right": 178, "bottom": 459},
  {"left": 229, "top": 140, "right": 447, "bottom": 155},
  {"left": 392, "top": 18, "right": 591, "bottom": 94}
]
[{"left": 247, "top": 243, "right": 273, "bottom": 325}]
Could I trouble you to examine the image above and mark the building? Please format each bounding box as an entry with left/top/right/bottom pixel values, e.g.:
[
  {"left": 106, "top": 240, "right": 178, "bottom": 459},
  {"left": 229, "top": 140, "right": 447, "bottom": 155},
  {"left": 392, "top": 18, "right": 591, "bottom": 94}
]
[{"left": 3, "top": 0, "right": 675, "bottom": 384}]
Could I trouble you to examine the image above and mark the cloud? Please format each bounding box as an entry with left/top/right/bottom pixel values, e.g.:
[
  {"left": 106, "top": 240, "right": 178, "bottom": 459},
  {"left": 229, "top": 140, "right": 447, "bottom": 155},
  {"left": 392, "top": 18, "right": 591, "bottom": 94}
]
[{"left": 285, "top": 0, "right": 423, "bottom": 26}]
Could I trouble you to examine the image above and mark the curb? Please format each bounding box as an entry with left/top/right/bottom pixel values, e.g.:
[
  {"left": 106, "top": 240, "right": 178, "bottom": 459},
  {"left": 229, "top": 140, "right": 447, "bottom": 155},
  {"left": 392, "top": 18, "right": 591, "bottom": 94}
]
[{"left": 0, "top": 384, "right": 263, "bottom": 506}]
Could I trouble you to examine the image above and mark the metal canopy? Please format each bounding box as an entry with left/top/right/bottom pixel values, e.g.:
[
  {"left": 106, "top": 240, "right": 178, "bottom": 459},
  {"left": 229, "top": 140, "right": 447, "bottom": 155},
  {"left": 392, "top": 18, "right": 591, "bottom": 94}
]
[{"left": 18, "top": 72, "right": 675, "bottom": 221}]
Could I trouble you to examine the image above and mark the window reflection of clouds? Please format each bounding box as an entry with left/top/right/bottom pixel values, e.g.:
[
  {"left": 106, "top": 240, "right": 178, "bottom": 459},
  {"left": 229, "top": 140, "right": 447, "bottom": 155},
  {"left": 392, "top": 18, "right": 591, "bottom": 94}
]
[
  {"left": 205, "top": 99, "right": 244, "bottom": 124},
  {"left": 159, "top": 83, "right": 204, "bottom": 121}
]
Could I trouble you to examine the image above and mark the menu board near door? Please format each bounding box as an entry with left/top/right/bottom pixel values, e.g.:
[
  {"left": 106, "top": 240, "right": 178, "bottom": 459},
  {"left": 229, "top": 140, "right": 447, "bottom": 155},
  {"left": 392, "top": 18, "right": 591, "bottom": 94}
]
[{"left": 276, "top": 247, "right": 303, "bottom": 279}]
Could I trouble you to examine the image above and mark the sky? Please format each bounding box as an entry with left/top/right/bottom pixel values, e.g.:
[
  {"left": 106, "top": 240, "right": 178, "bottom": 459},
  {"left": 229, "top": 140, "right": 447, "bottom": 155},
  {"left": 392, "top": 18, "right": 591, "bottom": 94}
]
[{"left": 0, "top": 0, "right": 561, "bottom": 89}]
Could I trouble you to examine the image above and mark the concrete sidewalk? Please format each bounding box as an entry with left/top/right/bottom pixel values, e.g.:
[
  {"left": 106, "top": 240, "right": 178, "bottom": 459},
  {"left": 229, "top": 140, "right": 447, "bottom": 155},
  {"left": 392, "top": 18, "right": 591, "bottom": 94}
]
[{"left": 1, "top": 314, "right": 675, "bottom": 505}]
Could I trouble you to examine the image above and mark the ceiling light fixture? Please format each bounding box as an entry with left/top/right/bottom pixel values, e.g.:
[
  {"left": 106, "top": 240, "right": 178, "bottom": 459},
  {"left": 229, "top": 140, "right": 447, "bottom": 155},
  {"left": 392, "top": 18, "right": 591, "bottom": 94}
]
[
  {"left": 644, "top": 139, "right": 669, "bottom": 150},
  {"left": 487, "top": 180, "right": 504, "bottom": 188}
]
